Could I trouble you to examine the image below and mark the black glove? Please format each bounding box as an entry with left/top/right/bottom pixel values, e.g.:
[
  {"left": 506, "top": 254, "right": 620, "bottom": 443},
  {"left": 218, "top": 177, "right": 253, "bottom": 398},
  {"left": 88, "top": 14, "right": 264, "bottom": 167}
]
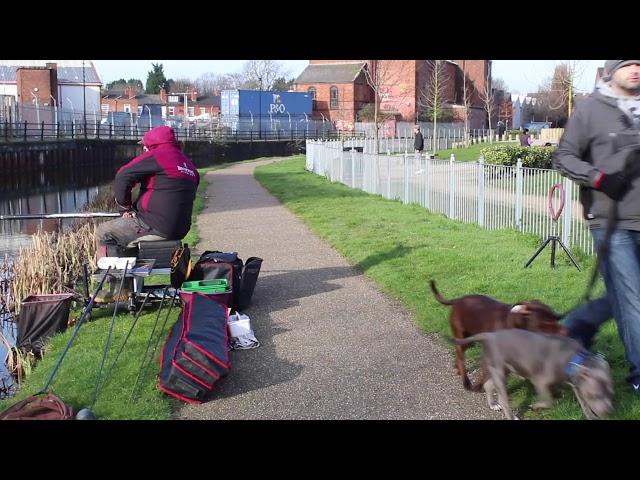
[{"left": 599, "top": 172, "right": 630, "bottom": 201}]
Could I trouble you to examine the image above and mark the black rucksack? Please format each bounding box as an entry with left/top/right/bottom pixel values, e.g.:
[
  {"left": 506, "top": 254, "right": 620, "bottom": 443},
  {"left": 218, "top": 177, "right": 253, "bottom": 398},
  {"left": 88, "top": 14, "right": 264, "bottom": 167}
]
[{"left": 189, "top": 251, "right": 262, "bottom": 311}]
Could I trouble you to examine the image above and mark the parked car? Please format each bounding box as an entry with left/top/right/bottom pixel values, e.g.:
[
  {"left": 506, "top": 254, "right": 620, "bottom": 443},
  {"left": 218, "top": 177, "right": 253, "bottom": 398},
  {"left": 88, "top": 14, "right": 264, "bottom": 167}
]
[{"left": 523, "top": 121, "right": 553, "bottom": 132}]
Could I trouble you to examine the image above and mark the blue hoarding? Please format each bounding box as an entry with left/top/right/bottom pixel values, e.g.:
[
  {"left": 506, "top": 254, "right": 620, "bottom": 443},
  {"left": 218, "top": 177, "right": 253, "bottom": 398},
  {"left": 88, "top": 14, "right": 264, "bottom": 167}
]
[{"left": 221, "top": 89, "right": 312, "bottom": 117}]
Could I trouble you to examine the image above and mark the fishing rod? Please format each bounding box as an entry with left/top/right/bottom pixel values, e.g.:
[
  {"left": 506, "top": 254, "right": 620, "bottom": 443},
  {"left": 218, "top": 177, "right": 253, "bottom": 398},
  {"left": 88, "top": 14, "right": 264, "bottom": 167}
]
[{"left": 0, "top": 212, "right": 121, "bottom": 221}]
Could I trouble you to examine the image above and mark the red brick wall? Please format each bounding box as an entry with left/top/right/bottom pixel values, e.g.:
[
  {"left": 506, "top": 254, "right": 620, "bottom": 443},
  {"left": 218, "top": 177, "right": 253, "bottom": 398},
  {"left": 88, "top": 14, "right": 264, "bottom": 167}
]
[
  {"left": 16, "top": 67, "right": 55, "bottom": 107},
  {"left": 454, "top": 60, "right": 489, "bottom": 108},
  {"left": 295, "top": 82, "right": 358, "bottom": 128},
  {"left": 376, "top": 60, "right": 417, "bottom": 122}
]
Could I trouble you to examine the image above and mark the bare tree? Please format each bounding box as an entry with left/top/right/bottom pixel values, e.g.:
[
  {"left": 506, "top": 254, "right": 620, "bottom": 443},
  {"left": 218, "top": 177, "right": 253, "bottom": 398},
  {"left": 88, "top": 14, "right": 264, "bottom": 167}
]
[
  {"left": 534, "top": 61, "right": 585, "bottom": 125},
  {"left": 193, "top": 72, "right": 247, "bottom": 95},
  {"left": 363, "top": 60, "right": 412, "bottom": 154},
  {"left": 241, "top": 60, "right": 290, "bottom": 90},
  {"left": 168, "top": 77, "right": 196, "bottom": 93},
  {"left": 479, "top": 69, "right": 495, "bottom": 140},
  {"left": 418, "top": 60, "right": 451, "bottom": 152},
  {"left": 461, "top": 61, "right": 474, "bottom": 147}
]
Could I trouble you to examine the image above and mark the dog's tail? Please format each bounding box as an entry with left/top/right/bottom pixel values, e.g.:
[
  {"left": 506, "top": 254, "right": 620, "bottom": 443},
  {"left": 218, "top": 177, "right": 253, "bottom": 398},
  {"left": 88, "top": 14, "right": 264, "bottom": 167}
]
[
  {"left": 446, "top": 333, "right": 489, "bottom": 346},
  {"left": 430, "top": 280, "right": 455, "bottom": 305}
]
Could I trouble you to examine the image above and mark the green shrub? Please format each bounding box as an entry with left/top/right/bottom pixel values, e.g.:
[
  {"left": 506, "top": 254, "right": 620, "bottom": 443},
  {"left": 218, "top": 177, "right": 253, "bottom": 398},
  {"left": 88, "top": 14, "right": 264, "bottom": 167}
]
[{"left": 480, "top": 144, "right": 555, "bottom": 168}]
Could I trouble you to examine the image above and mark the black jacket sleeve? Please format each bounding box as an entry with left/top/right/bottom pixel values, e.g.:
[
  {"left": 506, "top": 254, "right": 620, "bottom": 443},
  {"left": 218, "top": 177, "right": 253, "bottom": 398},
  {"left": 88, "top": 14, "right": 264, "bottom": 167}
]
[
  {"left": 552, "top": 104, "right": 599, "bottom": 186},
  {"left": 114, "top": 155, "right": 159, "bottom": 210}
]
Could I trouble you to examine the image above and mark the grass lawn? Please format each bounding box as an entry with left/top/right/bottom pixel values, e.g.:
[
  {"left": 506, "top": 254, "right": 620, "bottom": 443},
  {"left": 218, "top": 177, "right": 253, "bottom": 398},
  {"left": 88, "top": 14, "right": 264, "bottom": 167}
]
[
  {"left": 434, "top": 142, "right": 513, "bottom": 162},
  {"left": 254, "top": 155, "right": 639, "bottom": 420}
]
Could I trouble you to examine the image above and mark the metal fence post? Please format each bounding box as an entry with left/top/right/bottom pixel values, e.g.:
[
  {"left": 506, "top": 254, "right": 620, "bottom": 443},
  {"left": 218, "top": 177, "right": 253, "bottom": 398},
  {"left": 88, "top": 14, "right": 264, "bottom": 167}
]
[
  {"left": 449, "top": 154, "right": 455, "bottom": 219},
  {"left": 340, "top": 144, "right": 344, "bottom": 184},
  {"left": 351, "top": 148, "right": 356, "bottom": 189},
  {"left": 477, "top": 156, "right": 485, "bottom": 227},
  {"left": 403, "top": 152, "right": 408, "bottom": 204},
  {"left": 23, "top": 121, "right": 27, "bottom": 141},
  {"left": 562, "top": 176, "right": 573, "bottom": 246},
  {"left": 515, "top": 158, "right": 523, "bottom": 230},
  {"left": 387, "top": 152, "right": 392, "bottom": 199},
  {"left": 40, "top": 121, "right": 44, "bottom": 141}
]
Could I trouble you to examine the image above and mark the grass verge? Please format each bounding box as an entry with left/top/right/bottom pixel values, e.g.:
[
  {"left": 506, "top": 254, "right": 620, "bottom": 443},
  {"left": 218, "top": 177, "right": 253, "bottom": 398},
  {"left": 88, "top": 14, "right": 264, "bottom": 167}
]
[{"left": 254, "top": 155, "right": 638, "bottom": 420}]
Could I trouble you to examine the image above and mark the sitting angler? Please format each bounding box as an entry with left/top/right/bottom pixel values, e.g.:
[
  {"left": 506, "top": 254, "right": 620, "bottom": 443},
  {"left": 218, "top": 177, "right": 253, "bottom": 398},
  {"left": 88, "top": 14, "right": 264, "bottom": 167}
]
[{"left": 95, "top": 125, "right": 199, "bottom": 301}]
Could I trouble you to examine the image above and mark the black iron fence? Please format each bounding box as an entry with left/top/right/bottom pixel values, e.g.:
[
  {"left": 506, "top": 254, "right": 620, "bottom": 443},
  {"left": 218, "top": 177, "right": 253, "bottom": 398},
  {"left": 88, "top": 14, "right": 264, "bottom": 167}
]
[{"left": 0, "top": 120, "right": 364, "bottom": 143}]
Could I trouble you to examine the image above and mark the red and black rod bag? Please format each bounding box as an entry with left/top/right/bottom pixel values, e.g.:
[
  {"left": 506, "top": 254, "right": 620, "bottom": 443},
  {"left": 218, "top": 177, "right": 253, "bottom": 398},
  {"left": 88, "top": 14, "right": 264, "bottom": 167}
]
[{"left": 158, "top": 291, "right": 230, "bottom": 403}]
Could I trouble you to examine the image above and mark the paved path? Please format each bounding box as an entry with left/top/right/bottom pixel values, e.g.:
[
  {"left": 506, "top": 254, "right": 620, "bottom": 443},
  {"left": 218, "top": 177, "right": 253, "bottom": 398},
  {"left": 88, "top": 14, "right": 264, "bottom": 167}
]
[{"left": 176, "top": 158, "right": 497, "bottom": 419}]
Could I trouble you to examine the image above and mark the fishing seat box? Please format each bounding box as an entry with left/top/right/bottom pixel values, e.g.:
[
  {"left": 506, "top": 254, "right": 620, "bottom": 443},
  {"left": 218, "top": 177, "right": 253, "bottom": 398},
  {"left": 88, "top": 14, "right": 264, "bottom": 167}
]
[{"left": 137, "top": 240, "right": 182, "bottom": 268}]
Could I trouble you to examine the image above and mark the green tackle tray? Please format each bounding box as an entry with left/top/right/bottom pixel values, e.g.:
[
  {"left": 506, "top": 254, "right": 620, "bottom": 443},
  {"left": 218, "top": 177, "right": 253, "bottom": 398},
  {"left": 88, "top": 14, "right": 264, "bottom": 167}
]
[{"left": 180, "top": 279, "right": 231, "bottom": 294}]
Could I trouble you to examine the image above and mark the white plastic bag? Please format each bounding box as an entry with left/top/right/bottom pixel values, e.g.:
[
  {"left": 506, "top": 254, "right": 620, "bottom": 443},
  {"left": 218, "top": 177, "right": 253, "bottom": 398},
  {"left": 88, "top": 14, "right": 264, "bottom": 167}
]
[{"left": 228, "top": 312, "right": 260, "bottom": 350}]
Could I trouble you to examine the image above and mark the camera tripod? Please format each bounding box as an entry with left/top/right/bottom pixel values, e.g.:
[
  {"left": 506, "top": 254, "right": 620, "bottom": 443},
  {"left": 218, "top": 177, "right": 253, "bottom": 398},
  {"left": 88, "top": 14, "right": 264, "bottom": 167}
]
[
  {"left": 524, "top": 234, "right": 581, "bottom": 271},
  {"left": 524, "top": 183, "right": 581, "bottom": 271}
]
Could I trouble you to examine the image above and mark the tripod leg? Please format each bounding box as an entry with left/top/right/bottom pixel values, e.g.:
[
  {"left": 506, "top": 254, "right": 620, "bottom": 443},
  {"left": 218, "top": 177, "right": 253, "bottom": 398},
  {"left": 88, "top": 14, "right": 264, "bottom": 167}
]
[
  {"left": 524, "top": 237, "right": 553, "bottom": 268},
  {"left": 550, "top": 237, "right": 557, "bottom": 269},
  {"left": 557, "top": 239, "right": 582, "bottom": 272}
]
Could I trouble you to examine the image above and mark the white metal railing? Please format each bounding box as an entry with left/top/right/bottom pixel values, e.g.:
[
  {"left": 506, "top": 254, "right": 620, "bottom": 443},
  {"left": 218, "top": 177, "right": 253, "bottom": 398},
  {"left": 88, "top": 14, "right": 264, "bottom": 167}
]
[{"left": 306, "top": 139, "right": 594, "bottom": 256}]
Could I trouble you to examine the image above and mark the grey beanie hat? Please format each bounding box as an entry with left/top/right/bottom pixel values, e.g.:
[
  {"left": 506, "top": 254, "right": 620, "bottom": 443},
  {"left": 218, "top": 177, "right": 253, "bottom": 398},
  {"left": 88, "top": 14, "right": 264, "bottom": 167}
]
[{"left": 605, "top": 60, "right": 640, "bottom": 76}]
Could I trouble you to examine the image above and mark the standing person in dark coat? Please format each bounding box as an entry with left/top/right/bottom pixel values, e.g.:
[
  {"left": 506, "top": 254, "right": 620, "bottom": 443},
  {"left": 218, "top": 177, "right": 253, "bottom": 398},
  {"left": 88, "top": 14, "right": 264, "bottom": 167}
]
[
  {"left": 553, "top": 59, "right": 640, "bottom": 395},
  {"left": 414, "top": 125, "right": 424, "bottom": 160}
]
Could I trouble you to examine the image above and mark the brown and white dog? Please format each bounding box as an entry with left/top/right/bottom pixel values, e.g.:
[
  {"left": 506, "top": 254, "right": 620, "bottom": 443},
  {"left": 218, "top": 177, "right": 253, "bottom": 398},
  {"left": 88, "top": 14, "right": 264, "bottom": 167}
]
[{"left": 430, "top": 280, "right": 568, "bottom": 390}]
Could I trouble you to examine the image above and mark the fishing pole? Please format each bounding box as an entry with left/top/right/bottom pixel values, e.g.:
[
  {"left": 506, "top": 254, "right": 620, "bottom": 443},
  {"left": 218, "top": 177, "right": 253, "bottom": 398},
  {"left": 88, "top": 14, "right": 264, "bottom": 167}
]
[{"left": 0, "top": 213, "right": 121, "bottom": 221}]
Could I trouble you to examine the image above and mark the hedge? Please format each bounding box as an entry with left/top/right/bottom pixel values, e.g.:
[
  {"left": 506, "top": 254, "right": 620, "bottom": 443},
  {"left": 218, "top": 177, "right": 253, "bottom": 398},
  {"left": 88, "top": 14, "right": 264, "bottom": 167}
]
[{"left": 479, "top": 144, "right": 556, "bottom": 168}]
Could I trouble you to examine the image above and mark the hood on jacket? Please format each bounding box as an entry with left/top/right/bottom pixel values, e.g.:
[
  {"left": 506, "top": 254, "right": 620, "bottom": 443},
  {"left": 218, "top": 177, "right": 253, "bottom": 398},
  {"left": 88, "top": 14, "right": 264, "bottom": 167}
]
[{"left": 139, "top": 125, "right": 178, "bottom": 149}]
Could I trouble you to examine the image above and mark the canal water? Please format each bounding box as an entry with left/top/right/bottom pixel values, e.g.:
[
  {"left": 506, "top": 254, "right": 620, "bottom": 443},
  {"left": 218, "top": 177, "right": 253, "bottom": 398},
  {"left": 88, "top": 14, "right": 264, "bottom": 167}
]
[{"left": 1, "top": 164, "right": 116, "bottom": 398}]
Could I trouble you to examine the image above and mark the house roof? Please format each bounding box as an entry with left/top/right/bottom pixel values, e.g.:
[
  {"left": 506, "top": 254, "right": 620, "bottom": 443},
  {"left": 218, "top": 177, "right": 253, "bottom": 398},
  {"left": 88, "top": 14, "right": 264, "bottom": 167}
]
[
  {"left": 102, "top": 90, "right": 163, "bottom": 104},
  {"left": 295, "top": 63, "right": 366, "bottom": 84},
  {"left": 193, "top": 95, "right": 220, "bottom": 107},
  {"left": 102, "top": 90, "right": 220, "bottom": 107},
  {"left": 0, "top": 61, "right": 102, "bottom": 84}
]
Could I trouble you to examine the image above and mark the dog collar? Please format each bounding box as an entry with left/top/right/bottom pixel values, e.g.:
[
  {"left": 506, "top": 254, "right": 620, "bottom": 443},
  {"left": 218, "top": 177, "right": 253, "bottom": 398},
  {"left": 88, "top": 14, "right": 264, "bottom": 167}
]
[{"left": 565, "top": 351, "right": 590, "bottom": 380}]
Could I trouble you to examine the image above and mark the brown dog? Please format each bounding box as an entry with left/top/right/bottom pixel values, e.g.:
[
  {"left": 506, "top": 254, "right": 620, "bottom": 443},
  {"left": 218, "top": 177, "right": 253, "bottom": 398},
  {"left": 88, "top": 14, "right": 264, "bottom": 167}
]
[{"left": 430, "top": 280, "right": 568, "bottom": 391}]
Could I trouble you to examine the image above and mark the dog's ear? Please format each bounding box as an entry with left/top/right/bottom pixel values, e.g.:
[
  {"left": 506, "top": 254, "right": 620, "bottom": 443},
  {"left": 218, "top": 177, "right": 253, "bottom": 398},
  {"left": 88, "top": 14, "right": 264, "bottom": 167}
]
[{"left": 525, "top": 301, "right": 562, "bottom": 320}]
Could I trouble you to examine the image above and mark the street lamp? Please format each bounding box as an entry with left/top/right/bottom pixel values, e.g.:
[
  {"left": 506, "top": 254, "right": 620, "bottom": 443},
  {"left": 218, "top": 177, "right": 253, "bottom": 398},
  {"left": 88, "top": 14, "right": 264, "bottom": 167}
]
[
  {"left": 173, "top": 91, "right": 197, "bottom": 137},
  {"left": 50, "top": 94, "right": 58, "bottom": 135},
  {"left": 145, "top": 105, "right": 152, "bottom": 130},
  {"left": 258, "top": 76, "right": 263, "bottom": 139},
  {"left": 31, "top": 89, "right": 40, "bottom": 125},
  {"left": 66, "top": 97, "right": 75, "bottom": 131},
  {"left": 82, "top": 60, "right": 87, "bottom": 138}
]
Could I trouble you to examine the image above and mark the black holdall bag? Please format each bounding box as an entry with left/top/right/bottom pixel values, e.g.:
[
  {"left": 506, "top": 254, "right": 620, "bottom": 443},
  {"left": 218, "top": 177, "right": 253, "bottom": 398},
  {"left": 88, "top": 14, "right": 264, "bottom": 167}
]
[
  {"left": 189, "top": 251, "right": 262, "bottom": 311},
  {"left": 158, "top": 291, "right": 230, "bottom": 403}
]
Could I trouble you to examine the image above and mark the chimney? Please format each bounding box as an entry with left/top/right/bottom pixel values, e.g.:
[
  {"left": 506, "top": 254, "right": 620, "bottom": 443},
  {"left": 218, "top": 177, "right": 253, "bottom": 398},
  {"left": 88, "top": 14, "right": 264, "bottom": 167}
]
[
  {"left": 160, "top": 86, "right": 167, "bottom": 101},
  {"left": 126, "top": 86, "right": 135, "bottom": 99},
  {"left": 190, "top": 89, "right": 197, "bottom": 102}
]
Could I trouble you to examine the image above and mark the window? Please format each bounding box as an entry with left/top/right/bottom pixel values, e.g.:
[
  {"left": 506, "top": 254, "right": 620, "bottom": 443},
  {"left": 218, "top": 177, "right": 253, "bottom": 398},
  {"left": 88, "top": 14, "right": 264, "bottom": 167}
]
[
  {"left": 330, "top": 86, "right": 338, "bottom": 109},
  {"left": 188, "top": 107, "right": 195, "bottom": 117},
  {"left": 200, "top": 107, "right": 206, "bottom": 115},
  {"left": 101, "top": 104, "right": 109, "bottom": 114},
  {"left": 307, "top": 87, "right": 316, "bottom": 100},
  {"left": 137, "top": 106, "right": 143, "bottom": 115},
  {"left": 168, "top": 95, "right": 179, "bottom": 103},
  {"left": 168, "top": 106, "right": 175, "bottom": 116},
  {"left": 123, "top": 104, "right": 131, "bottom": 113}
]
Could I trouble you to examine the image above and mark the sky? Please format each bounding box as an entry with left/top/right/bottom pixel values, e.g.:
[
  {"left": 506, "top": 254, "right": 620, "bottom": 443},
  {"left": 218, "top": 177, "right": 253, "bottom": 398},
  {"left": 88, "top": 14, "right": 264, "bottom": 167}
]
[{"left": 92, "top": 60, "right": 606, "bottom": 95}]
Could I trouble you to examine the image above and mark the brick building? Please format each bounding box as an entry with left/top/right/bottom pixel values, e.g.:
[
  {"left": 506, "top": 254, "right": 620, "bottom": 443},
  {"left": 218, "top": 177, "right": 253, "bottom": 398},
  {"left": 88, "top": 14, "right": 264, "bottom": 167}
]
[
  {"left": 0, "top": 60, "right": 102, "bottom": 120},
  {"left": 100, "top": 86, "right": 220, "bottom": 120},
  {"left": 294, "top": 60, "right": 491, "bottom": 130}
]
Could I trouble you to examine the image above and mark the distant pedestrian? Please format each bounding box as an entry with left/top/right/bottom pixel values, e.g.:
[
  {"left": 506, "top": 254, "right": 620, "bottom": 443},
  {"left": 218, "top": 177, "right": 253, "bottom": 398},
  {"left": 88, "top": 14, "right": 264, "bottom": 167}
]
[
  {"left": 519, "top": 128, "right": 532, "bottom": 146},
  {"left": 414, "top": 125, "right": 424, "bottom": 160}
]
